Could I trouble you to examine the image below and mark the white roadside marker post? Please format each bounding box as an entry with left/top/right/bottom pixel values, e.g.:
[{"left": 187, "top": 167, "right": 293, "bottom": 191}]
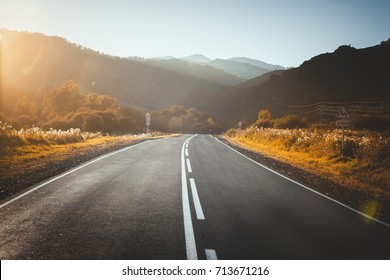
[{"left": 145, "top": 112, "right": 151, "bottom": 136}]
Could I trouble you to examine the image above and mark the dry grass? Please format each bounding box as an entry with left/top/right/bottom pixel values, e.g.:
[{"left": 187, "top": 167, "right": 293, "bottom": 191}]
[
  {"left": 0, "top": 122, "right": 176, "bottom": 185},
  {"left": 1, "top": 122, "right": 101, "bottom": 154},
  {"left": 0, "top": 135, "right": 141, "bottom": 180},
  {"left": 224, "top": 127, "right": 390, "bottom": 199},
  {"left": 0, "top": 121, "right": 171, "bottom": 157}
]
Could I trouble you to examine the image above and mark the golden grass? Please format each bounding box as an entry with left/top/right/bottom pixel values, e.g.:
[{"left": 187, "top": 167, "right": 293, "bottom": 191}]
[
  {"left": 0, "top": 133, "right": 177, "bottom": 183},
  {"left": 224, "top": 127, "right": 390, "bottom": 199}
]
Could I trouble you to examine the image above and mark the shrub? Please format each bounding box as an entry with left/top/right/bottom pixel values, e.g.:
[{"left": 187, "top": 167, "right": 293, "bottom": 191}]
[
  {"left": 225, "top": 128, "right": 239, "bottom": 138},
  {"left": 273, "top": 115, "right": 308, "bottom": 129},
  {"left": 255, "top": 109, "right": 272, "bottom": 128}
]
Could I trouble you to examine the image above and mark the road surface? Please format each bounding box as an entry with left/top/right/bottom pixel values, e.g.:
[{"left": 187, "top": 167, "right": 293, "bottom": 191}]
[{"left": 1, "top": 134, "right": 389, "bottom": 259}]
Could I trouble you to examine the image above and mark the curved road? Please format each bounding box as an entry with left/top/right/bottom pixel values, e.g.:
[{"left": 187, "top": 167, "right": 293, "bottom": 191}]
[{"left": 0, "top": 134, "right": 389, "bottom": 259}]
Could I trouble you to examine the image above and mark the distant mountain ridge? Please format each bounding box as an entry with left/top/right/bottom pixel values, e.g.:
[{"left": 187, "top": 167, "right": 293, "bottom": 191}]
[
  {"left": 181, "top": 54, "right": 212, "bottom": 64},
  {"left": 228, "top": 57, "right": 285, "bottom": 71},
  {"left": 205, "top": 42, "right": 390, "bottom": 128},
  {"left": 208, "top": 59, "right": 272, "bottom": 79},
  {"left": 181, "top": 54, "right": 285, "bottom": 79}
]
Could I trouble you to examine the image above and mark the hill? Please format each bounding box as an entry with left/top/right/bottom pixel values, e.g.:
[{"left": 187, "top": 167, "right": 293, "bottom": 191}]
[
  {"left": 207, "top": 42, "right": 390, "bottom": 128},
  {"left": 0, "top": 30, "right": 241, "bottom": 112},
  {"left": 228, "top": 57, "right": 285, "bottom": 71},
  {"left": 181, "top": 54, "right": 212, "bottom": 64}
]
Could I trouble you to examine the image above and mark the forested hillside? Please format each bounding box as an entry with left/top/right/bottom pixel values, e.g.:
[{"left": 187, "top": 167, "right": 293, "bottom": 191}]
[
  {"left": 207, "top": 42, "right": 390, "bottom": 128},
  {"left": 0, "top": 29, "right": 240, "bottom": 113}
]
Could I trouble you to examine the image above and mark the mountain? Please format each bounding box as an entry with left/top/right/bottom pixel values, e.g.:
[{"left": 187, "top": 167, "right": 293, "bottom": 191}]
[
  {"left": 3, "top": 29, "right": 387, "bottom": 131},
  {"left": 206, "top": 42, "right": 390, "bottom": 128},
  {"left": 142, "top": 58, "right": 242, "bottom": 88},
  {"left": 181, "top": 54, "right": 212, "bottom": 64},
  {"left": 0, "top": 30, "right": 241, "bottom": 112},
  {"left": 228, "top": 57, "right": 285, "bottom": 71},
  {"left": 181, "top": 55, "right": 285, "bottom": 79},
  {"left": 208, "top": 59, "right": 272, "bottom": 80}
]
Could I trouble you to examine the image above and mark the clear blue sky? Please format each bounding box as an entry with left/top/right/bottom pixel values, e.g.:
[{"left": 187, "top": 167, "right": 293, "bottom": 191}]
[{"left": 1, "top": 0, "right": 389, "bottom": 67}]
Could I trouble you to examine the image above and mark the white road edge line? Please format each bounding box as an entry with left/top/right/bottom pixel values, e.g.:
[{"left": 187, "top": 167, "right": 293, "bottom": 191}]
[
  {"left": 205, "top": 249, "right": 218, "bottom": 260},
  {"left": 0, "top": 140, "right": 150, "bottom": 209},
  {"left": 186, "top": 158, "right": 193, "bottom": 173},
  {"left": 189, "top": 178, "right": 205, "bottom": 220},
  {"left": 215, "top": 137, "right": 390, "bottom": 229},
  {"left": 181, "top": 135, "right": 198, "bottom": 260}
]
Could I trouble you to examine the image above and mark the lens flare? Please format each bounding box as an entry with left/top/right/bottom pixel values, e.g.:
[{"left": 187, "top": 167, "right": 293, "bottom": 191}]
[{"left": 360, "top": 200, "right": 380, "bottom": 224}]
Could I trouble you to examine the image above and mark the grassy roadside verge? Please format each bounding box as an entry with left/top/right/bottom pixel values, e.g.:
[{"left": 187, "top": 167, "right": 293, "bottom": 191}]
[
  {"left": 0, "top": 133, "right": 177, "bottom": 200},
  {"left": 223, "top": 127, "right": 390, "bottom": 200}
]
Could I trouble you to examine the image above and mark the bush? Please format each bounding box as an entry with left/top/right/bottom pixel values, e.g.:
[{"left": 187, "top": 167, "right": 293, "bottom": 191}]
[
  {"left": 17, "top": 114, "right": 36, "bottom": 127},
  {"left": 273, "top": 115, "right": 308, "bottom": 129},
  {"left": 255, "top": 109, "right": 272, "bottom": 128},
  {"left": 116, "top": 116, "right": 136, "bottom": 133},
  {"left": 225, "top": 128, "right": 239, "bottom": 138}
]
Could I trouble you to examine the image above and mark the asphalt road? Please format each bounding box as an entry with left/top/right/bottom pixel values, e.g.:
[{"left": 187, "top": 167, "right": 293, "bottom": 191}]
[{"left": 0, "top": 134, "right": 389, "bottom": 259}]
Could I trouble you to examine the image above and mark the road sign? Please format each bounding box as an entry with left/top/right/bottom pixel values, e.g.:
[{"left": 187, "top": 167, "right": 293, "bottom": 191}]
[
  {"left": 145, "top": 112, "right": 151, "bottom": 122},
  {"left": 145, "top": 112, "right": 151, "bottom": 135},
  {"left": 336, "top": 106, "right": 350, "bottom": 119},
  {"left": 336, "top": 120, "right": 350, "bottom": 127},
  {"left": 335, "top": 106, "right": 351, "bottom": 157}
]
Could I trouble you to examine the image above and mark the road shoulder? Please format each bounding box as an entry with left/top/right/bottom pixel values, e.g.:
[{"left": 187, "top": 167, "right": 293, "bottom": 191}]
[{"left": 218, "top": 136, "right": 390, "bottom": 225}]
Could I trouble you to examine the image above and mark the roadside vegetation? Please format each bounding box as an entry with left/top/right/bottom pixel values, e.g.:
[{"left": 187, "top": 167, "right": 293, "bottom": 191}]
[
  {"left": 0, "top": 122, "right": 99, "bottom": 155},
  {"left": 224, "top": 110, "right": 390, "bottom": 199},
  {"left": 0, "top": 120, "right": 169, "bottom": 160},
  {"left": 1, "top": 80, "right": 217, "bottom": 134},
  {"left": 0, "top": 79, "right": 209, "bottom": 199},
  {"left": 0, "top": 120, "right": 171, "bottom": 199}
]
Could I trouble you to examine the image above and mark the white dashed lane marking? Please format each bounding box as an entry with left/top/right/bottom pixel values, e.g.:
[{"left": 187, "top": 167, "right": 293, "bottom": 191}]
[
  {"left": 182, "top": 135, "right": 219, "bottom": 260},
  {"left": 189, "top": 178, "right": 205, "bottom": 220},
  {"left": 205, "top": 249, "right": 218, "bottom": 260},
  {"left": 181, "top": 136, "right": 198, "bottom": 260},
  {"left": 186, "top": 158, "right": 192, "bottom": 173}
]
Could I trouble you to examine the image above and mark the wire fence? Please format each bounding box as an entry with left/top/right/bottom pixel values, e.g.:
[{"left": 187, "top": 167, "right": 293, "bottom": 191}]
[{"left": 278, "top": 101, "right": 390, "bottom": 129}]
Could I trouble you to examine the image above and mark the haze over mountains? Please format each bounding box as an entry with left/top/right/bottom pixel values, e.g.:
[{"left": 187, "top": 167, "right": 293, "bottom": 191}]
[
  {"left": 1, "top": 29, "right": 389, "bottom": 130},
  {"left": 181, "top": 54, "right": 285, "bottom": 79}
]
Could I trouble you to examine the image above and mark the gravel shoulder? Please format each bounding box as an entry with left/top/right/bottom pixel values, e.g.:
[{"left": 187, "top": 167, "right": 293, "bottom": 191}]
[{"left": 219, "top": 137, "right": 390, "bottom": 225}]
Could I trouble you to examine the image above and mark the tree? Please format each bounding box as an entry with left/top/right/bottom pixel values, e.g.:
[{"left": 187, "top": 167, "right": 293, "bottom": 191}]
[
  {"left": 207, "top": 117, "right": 215, "bottom": 127},
  {"left": 169, "top": 105, "right": 186, "bottom": 117},
  {"left": 85, "top": 93, "right": 119, "bottom": 111},
  {"left": 168, "top": 116, "right": 183, "bottom": 132},
  {"left": 42, "top": 80, "right": 86, "bottom": 116},
  {"left": 98, "top": 110, "right": 118, "bottom": 133},
  {"left": 14, "top": 96, "right": 37, "bottom": 118},
  {"left": 255, "top": 109, "right": 272, "bottom": 128},
  {"left": 82, "top": 114, "right": 104, "bottom": 132},
  {"left": 116, "top": 116, "right": 136, "bottom": 133}
]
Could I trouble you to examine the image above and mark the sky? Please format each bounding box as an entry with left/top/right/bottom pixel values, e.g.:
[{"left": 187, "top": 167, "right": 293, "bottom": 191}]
[{"left": 0, "top": 0, "right": 389, "bottom": 67}]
